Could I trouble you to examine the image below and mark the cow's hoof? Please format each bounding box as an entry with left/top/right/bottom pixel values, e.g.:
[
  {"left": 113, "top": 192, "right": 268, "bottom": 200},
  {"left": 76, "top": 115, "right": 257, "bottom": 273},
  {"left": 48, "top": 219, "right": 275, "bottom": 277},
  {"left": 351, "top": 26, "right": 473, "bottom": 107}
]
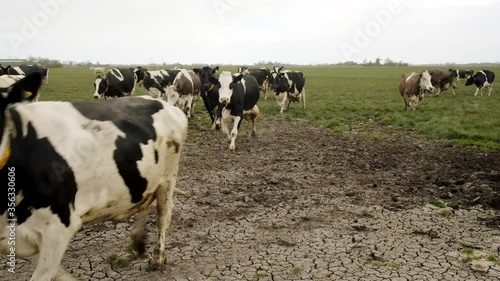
[{"left": 147, "top": 260, "right": 166, "bottom": 272}]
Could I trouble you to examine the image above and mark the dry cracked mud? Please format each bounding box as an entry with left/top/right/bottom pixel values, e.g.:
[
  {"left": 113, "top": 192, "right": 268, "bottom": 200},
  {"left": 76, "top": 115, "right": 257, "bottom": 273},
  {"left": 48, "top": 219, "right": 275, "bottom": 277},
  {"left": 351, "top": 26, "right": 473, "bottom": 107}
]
[{"left": 2, "top": 117, "right": 500, "bottom": 281}]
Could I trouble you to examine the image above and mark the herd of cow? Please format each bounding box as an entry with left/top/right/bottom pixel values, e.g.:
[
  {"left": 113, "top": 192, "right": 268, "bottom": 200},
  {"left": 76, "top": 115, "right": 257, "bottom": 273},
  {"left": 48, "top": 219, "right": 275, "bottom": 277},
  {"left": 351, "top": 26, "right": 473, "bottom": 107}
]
[
  {"left": 399, "top": 68, "right": 495, "bottom": 111},
  {"left": 0, "top": 64, "right": 306, "bottom": 280},
  {"left": 0, "top": 63, "right": 496, "bottom": 281},
  {"left": 91, "top": 66, "right": 306, "bottom": 149}
]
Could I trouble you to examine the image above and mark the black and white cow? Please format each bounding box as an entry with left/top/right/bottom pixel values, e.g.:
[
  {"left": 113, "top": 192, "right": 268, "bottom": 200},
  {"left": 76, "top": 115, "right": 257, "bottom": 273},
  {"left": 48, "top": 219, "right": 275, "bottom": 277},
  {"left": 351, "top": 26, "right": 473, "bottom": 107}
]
[
  {"left": 270, "top": 69, "right": 306, "bottom": 114},
  {"left": 19, "top": 64, "right": 50, "bottom": 84},
  {"left": 465, "top": 70, "right": 495, "bottom": 96},
  {"left": 237, "top": 67, "right": 271, "bottom": 100},
  {"left": 214, "top": 71, "right": 260, "bottom": 150},
  {"left": 0, "top": 73, "right": 188, "bottom": 281},
  {"left": 143, "top": 69, "right": 181, "bottom": 98},
  {"left": 0, "top": 65, "right": 25, "bottom": 76},
  {"left": 165, "top": 69, "right": 201, "bottom": 118},
  {"left": 193, "top": 66, "right": 220, "bottom": 129},
  {"left": 93, "top": 68, "right": 137, "bottom": 99},
  {"left": 449, "top": 68, "right": 474, "bottom": 82}
]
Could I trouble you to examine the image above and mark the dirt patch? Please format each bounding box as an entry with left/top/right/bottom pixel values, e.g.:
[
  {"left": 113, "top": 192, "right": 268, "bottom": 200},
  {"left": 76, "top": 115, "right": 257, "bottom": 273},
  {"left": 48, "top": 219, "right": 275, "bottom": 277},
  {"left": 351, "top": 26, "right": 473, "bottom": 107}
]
[{"left": 3, "top": 117, "right": 500, "bottom": 281}]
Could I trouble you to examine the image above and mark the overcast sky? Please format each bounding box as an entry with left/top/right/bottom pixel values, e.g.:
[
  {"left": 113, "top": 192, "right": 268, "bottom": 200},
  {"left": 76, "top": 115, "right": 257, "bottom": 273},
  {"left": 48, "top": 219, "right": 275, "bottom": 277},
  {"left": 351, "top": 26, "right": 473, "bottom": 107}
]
[{"left": 1, "top": 0, "right": 499, "bottom": 65}]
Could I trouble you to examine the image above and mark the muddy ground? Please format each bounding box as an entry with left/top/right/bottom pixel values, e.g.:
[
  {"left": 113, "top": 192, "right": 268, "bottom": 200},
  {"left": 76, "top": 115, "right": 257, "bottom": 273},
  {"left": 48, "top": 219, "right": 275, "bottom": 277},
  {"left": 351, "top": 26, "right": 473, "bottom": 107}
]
[{"left": 2, "top": 117, "right": 500, "bottom": 281}]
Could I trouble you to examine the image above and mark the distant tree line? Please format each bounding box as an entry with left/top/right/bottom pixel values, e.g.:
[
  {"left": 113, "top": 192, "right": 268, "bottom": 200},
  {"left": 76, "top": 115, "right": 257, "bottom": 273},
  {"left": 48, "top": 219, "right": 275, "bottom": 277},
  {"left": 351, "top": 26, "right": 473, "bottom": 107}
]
[
  {"left": 27, "top": 56, "right": 63, "bottom": 68},
  {"left": 362, "top": 57, "right": 408, "bottom": 67}
]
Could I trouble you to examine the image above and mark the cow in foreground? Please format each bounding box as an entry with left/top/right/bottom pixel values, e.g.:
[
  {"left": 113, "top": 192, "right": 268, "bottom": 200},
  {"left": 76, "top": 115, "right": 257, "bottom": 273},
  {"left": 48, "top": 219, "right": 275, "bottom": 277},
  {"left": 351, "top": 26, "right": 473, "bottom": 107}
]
[
  {"left": 94, "top": 68, "right": 137, "bottom": 99},
  {"left": 215, "top": 71, "right": 260, "bottom": 150},
  {"left": 0, "top": 73, "right": 188, "bottom": 281},
  {"left": 143, "top": 69, "right": 180, "bottom": 98},
  {"left": 270, "top": 69, "right": 306, "bottom": 114},
  {"left": 465, "top": 70, "right": 495, "bottom": 96},
  {"left": 399, "top": 70, "right": 434, "bottom": 111},
  {"left": 193, "top": 66, "right": 220, "bottom": 129},
  {"left": 165, "top": 69, "right": 201, "bottom": 118},
  {"left": 428, "top": 70, "right": 457, "bottom": 97},
  {"left": 449, "top": 68, "right": 474, "bottom": 82}
]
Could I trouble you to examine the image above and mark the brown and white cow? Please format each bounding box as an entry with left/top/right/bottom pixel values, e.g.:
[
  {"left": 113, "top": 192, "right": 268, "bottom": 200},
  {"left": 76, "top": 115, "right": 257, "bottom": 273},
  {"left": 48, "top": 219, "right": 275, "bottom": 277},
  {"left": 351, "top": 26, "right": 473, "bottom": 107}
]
[
  {"left": 399, "top": 70, "right": 434, "bottom": 111},
  {"left": 428, "top": 70, "right": 457, "bottom": 96},
  {"left": 165, "top": 69, "right": 201, "bottom": 118}
]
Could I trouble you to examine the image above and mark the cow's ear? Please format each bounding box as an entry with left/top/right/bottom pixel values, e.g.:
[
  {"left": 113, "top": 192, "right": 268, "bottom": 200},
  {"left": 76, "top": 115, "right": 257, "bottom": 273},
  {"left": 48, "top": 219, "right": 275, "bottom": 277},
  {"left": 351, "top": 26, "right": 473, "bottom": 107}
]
[
  {"left": 278, "top": 66, "right": 284, "bottom": 72},
  {"left": 3, "top": 72, "right": 42, "bottom": 104},
  {"left": 233, "top": 74, "right": 243, "bottom": 83},
  {"left": 192, "top": 68, "right": 201, "bottom": 74},
  {"left": 213, "top": 66, "right": 219, "bottom": 73},
  {"left": 279, "top": 72, "right": 285, "bottom": 77}
]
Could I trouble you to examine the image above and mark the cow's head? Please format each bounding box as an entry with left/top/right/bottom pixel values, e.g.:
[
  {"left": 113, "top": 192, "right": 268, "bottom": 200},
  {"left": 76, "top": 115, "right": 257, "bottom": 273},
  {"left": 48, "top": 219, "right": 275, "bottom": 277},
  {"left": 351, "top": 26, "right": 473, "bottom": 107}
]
[
  {"left": 143, "top": 72, "right": 163, "bottom": 98},
  {"left": 465, "top": 74, "right": 476, "bottom": 86},
  {"left": 93, "top": 76, "right": 107, "bottom": 99},
  {"left": 133, "top": 66, "right": 147, "bottom": 85},
  {"left": 0, "top": 72, "right": 42, "bottom": 113},
  {"left": 0, "top": 65, "right": 8, "bottom": 76},
  {"left": 196, "top": 66, "right": 220, "bottom": 92},
  {"left": 165, "top": 85, "right": 179, "bottom": 106},
  {"left": 218, "top": 71, "right": 242, "bottom": 105},
  {"left": 419, "top": 70, "right": 433, "bottom": 92}
]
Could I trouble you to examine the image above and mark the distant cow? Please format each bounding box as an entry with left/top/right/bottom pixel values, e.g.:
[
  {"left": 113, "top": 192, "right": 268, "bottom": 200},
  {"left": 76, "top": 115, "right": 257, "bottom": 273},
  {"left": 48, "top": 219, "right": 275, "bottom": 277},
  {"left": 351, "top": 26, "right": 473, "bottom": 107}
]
[
  {"left": 143, "top": 69, "right": 181, "bottom": 98},
  {"left": 91, "top": 67, "right": 106, "bottom": 76},
  {"left": 165, "top": 69, "right": 201, "bottom": 118},
  {"left": 237, "top": 67, "right": 271, "bottom": 100},
  {"left": 19, "top": 64, "right": 49, "bottom": 84},
  {"left": 270, "top": 69, "right": 306, "bottom": 114},
  {"left": 215, "top": 71, "right": 260, "bottom": 150},
  {"left": 428, "top": 70, "right": 457, "bottom": 96},
  {"left": 449, "top": 68, "right": 474, "bottom": 82},
  {"left": 93, "top": 68, "right": 137, "bottom": 99},
  {"left": 465, "top": 70, "right": 495, "bottom": 96},
  {"left": 193, "top": 66, "right": 220, "bottom": 129},
  {"left": 0, "top": 72, "right": 188, "bottom": 280},
  {"left": 0, "top": 65, "right": 25, "bottom": 76},
  {"left": 399, "top": 70, "right": 434, "bottom": 111}
]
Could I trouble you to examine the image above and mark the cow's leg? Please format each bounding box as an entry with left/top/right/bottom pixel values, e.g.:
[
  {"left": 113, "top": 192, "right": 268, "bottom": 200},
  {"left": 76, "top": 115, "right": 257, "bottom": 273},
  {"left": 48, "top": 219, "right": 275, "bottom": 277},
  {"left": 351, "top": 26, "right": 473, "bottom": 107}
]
[
  {"left": 474, "top": 87, "right": 480, "bottom": 96},
  {"left": 149, "top": 163, "right": 179, "bottom": 271},
  {"left": 31, "top": 216, "right": 81, "bottom": 281},
  {"left": 190, "top": 95, "right": 197, "bottom": 118},
  {"left": 280, "top": 94, "right": 288, "bottom": 114},
  {"left": 185, "top": 94, "right": 193, "bottom": 118},
  {"left": 480, "top": 87, "right": 484, "bottom": 96},
  {"left": 452, "top": 86, "right": 456, "bottom": 97},
  {"left": 244, "top": 105, "right": 259, "bottom": 137},
  {"left": 301, "top": 88, "right": 306, "bottom": 109},
  {"left": 488, "top": 84, "right": 493, "bottom": 96},
  {"left": 229, "top": 116, "right": 242, "bottom": 150},
  {"left": 132, "top": 205, "right": 152, "bottom": 255},
  {"left": 434, "top": 88, "right": 442, "bottom": 96},
  {"left": 221, "top": 109, "right": 234, "bottom": 140}
]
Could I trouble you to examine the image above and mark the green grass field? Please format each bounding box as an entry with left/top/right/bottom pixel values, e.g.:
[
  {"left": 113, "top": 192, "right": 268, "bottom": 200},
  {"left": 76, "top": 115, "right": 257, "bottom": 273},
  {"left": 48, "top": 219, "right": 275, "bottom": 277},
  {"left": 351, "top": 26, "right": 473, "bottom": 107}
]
[{"left": 39, "top": 66, "right": 500, "bottom": 151}]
